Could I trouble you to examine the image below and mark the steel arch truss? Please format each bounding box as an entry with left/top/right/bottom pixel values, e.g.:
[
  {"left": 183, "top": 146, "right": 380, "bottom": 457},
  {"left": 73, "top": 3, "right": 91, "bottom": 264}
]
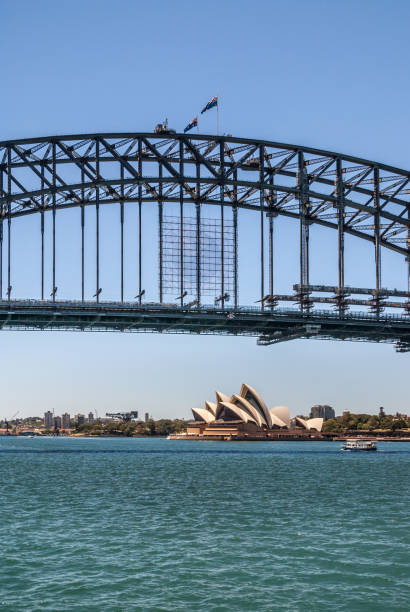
[
  {"left": 1, "top": 132, "right": 409, "bottom": 253},
  {"left": 0, "top": 132, "right": 409, "bottom": 350}
]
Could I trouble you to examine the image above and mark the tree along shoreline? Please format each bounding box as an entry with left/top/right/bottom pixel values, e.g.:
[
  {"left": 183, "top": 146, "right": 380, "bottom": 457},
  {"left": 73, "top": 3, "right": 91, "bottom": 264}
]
[
  {"left": 71, "top": 415, "right": 410, "bottom": 438},
  {"left": 71, "top": 419, "right": 187, "bottom": 437},
  {"left": 322, "top": 409, "right": 410, "bottom": 434}
]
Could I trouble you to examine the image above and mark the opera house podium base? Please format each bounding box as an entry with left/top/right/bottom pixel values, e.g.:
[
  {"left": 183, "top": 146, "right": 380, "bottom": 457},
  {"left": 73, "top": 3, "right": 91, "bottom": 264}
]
[{"left": 171, "top": 421, "right": 324, "bottom": 441}]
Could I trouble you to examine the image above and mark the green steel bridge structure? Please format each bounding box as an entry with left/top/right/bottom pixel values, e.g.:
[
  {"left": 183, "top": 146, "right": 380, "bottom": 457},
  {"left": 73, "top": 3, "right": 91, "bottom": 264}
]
[{"left": 0, "top": 132, "right": 409, "bottom": 351}]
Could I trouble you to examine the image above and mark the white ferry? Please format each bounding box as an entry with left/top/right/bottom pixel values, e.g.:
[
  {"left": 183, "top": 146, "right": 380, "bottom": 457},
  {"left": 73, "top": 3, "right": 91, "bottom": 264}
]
[{"left": 341, "top": 439, "right": 377, "bottom": 452}]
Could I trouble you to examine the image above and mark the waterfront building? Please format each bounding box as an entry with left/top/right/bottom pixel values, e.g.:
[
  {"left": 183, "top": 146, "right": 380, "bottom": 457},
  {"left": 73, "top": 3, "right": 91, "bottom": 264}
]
[
  {"left": 44, "top": 411, "right": 54, "bottom": 429},
  {"left": 62, "top": 413, "right": 71, "bottom": 429},
  {"left": 75, "top": 414, "right": 85, "bottom": 425},
  {"left": 54, "top": 416, "right": 62, "bottom": 429},
  {"left": 188, "top": 384, "right": 323, "bottom": 439},
  {"left": 88, "top": 412, "right": 94, "bottom": 424},
  {"left": 310, "top": 405, "right": 335, "bottom": 421}
]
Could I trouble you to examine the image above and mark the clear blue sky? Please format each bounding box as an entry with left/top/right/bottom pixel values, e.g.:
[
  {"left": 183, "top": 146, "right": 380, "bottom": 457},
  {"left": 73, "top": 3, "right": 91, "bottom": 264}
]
[{"left": 1, "top": 0, "right": 409, "bottom": 420}]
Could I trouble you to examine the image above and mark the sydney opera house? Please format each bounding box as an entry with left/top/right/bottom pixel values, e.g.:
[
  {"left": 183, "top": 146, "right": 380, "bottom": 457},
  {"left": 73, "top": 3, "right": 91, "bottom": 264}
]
[{"left": 186, "top": 384, "right": 324, "bottom": 440}]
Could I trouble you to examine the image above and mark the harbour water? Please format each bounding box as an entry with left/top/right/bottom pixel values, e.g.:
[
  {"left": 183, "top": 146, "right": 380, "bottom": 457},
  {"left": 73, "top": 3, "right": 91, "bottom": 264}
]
[{"left": 1, "top": 437, "right": 409, "bottom": 611}]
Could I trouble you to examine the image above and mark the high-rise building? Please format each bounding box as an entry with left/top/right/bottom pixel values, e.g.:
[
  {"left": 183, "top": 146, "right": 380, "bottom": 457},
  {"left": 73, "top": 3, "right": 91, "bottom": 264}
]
[
  {"left": 75, "top": 414, "right": 85, "bottom": 425},
  {"left": 88, "top": 412, "right": 94, "bottom": 424},
  {"left": 44, "top": 411, "right": 54, "bottom": 429},
  {"left": 144, "top": 413, "right": 149, "bottom": 422},
  {"left": 62, "top": 413, "right": 71, "bottom": 429},
  {"left": 310, "top": 405, "right": 335, "bottom": 421},
  {"left": 54, "top": 416, "right": 62, "bottom": 429}
]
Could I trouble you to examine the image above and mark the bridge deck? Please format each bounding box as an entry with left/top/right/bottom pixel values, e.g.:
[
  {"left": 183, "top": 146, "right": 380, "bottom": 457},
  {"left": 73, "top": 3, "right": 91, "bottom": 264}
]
[{"left": 0, "top": 300, "right": 408, "bottom": 350}]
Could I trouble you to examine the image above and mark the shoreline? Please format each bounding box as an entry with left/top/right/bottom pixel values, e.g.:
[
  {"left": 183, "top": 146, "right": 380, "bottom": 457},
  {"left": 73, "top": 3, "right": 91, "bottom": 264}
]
[
  {"left": 167, "top": 434, "right": 410, "bottom": 442},
  {"left": 3, "top": 433, "right": 410, "bottom": 442}
]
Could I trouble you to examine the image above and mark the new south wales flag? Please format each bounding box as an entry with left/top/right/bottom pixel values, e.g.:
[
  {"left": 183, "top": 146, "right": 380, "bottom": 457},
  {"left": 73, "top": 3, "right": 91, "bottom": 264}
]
[
  {"left": 201, "top": 96, "right": 218, "bottom": 114},
  {"left": 184, "top": 116, "right": 198, "bottom": 133}
]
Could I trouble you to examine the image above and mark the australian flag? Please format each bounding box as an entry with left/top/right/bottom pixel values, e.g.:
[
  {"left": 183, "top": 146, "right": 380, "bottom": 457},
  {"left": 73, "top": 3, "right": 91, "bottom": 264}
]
[
  {"left": 201, "top": 96, "right": 218, "bottom": 114},
  {"left": 183, "top": 116, "right": 198, "bottom": 133}
]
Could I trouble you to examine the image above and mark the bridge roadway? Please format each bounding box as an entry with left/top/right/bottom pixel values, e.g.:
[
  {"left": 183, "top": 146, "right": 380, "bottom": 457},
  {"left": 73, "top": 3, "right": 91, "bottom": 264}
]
[{"left": 0, "top": 299, "right": 408, "bottom": 350}]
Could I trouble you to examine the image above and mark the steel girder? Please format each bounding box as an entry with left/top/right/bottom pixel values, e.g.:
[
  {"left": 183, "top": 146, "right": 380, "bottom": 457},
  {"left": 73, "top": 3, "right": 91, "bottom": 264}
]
[
  {"left": 0, "top": 300, "right": 408, "bottom": 351},
  {"left": 0, "top": 132, "right": 409, "bottom": 257}
]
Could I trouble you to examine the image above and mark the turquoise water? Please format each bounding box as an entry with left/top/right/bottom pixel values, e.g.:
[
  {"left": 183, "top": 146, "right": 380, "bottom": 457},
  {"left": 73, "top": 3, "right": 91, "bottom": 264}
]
[{"left": 0, "top": 437, "right": 409, "bottom": 611}]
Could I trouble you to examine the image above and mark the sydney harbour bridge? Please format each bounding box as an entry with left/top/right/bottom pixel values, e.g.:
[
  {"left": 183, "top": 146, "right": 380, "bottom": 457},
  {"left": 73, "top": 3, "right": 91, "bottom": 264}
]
[{"left": 0, "top": 132, "right": 409, "bottom": 351}]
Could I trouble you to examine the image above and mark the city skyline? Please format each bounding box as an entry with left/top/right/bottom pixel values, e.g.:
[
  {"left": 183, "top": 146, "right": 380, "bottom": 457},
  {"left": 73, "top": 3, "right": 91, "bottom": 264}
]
[
  {"left": 3, "top": 403, "right": 406, "bottom": 430},
  {"left": 1, "top": 367, "right": 406, "bottom": 421}
]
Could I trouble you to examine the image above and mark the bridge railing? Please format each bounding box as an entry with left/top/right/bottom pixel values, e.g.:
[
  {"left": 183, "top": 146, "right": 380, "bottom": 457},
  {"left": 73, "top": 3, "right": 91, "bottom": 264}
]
[{"left": 0, "top": 298, "right": 408, "bottom": 322}]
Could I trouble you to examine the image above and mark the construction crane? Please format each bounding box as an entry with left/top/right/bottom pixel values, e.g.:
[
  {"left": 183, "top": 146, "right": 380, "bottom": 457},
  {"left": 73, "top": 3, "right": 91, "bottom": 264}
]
[
  {"left": 5, "top": 411, "right": 19, "bottom": 435},
  {"left": 106, "top": 411, "right": 138, "bottom": 423}
]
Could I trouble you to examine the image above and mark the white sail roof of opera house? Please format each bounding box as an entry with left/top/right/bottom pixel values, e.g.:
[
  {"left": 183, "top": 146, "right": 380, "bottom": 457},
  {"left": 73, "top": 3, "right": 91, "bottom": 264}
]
[
  {"left": 270, "top": 406, "right": 291, "bottom": 428},
  {"left": 269, "top": 410, "right": 286, "bottom": 428},
  {"left": 239, "top": 383, "right": 272, "bottom": 428},
  {"left": 215, "top": 391, "right": 232, "bottom": 418},
  {"left": 205, "top": 401, "right": 217, "bottom": 416},
  {"left": 216, "top": 391, "right": 231, "bottom": 404},
  {"left": 219, "top": 401, "right": 257, "bottom": 425},
  {"left": 192, "top": 407, "right": 215, "bottom": 424},
  {"left": 295, "top": 416, "right": 324, "bottom": 432},
  {"left": 231, "top": 394, "right": 267, "bottom": 427},
  {"left": 190, "top": 384, "right": 301, "bottom": 431}
]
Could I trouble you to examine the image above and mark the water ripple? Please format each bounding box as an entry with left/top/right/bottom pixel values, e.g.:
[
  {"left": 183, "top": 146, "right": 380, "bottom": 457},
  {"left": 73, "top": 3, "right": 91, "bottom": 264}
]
[{"left": 0, "top": 438, "right": 409, "bottom": 611}]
